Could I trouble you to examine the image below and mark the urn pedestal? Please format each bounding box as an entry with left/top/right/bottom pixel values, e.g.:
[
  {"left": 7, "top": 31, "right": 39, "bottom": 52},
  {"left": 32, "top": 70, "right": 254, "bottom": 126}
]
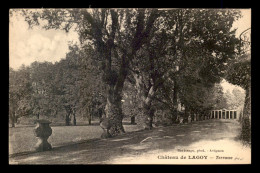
[{"left": 34, "top": 120, "right": 52, "bottom": 152}]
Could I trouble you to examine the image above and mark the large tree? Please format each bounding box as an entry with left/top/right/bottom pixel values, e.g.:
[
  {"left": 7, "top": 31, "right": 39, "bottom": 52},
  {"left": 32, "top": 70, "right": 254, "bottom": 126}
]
[
  {"left": 129, "top": 24, "right": 171, "bottom": 129},
  {"left": 225, "top": 24, "right": 251, "bottom": 144},
  {"left": 9, "top": 66, "right": 32, "bottom": 127},
  {"left": 131, "top": 9, "right": 241, "bottom": 127},
  {"left": 29, "top": 61, "right": 60, "bottom": 120},
  {"left": 226, "top": 53, "right": 251, "bottom": 143}
]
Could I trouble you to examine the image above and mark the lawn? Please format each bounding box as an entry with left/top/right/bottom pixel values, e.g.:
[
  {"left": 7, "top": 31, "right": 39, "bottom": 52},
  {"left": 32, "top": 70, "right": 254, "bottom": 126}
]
[{"left": 9, "top": 121, "right": 143, "bottom": 155}]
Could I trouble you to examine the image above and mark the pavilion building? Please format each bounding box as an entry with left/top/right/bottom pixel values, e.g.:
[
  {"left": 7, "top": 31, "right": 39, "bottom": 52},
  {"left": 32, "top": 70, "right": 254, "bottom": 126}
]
[{"left": 210, "top": 109, "right": 239, "bottom": 119}]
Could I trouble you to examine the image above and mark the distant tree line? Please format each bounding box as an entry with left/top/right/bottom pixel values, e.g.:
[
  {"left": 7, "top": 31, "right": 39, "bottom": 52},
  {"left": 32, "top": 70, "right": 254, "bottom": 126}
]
[{"left": 9, "top": 44, "right": 106, "bottom": 127}]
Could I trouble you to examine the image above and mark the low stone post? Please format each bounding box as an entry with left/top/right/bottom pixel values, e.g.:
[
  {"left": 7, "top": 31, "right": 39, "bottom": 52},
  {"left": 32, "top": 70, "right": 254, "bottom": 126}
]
[
  {"left": 188, "top": 115, "right": 192, "bottom": 123},
  {"left": 34, "top": 120, "right": 52, "bottom": 152}
]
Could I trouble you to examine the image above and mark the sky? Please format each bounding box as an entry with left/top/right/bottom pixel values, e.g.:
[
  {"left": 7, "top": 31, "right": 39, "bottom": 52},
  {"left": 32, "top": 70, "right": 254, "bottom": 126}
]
[
  {"left": 231, "top": 9, "right": 251, "bottom": 38},
  {"left": 9, "top": 11, "right": 79, "bottom": 70},
  {"left": 9, "top": 9, "right": 250, "bottom": 92}
]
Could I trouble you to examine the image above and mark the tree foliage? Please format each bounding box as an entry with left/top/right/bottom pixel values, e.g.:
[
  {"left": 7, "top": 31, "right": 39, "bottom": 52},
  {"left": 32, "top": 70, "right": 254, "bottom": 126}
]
[{"left": 10, "top": 9, "right": 242, "bottom": 136}]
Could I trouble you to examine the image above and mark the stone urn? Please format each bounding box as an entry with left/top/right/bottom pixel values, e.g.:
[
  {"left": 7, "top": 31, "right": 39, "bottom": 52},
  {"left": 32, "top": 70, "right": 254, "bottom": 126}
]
[{"left": 34, "top": 119, "right": 52, "bottom": 152}]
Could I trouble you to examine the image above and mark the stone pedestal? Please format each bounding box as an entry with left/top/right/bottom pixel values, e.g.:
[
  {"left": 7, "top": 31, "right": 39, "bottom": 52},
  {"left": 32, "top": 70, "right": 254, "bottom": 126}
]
[{"left": 34, "top": 120, "right": 52, "bottom": 152}]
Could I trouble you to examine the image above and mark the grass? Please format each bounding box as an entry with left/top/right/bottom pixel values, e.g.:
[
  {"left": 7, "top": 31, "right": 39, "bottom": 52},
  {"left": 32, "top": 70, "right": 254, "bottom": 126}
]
[{"left": 9, "top": 121, "right": 143, "bottom": 155}]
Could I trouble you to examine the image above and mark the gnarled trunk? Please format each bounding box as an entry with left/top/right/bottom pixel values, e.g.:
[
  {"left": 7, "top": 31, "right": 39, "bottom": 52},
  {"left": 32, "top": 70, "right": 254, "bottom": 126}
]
[
  {"left": 105, "top": 90, "right": 125, "bottom": 136},
  {"left": 102, "top": 59, "right": 128, "bottom": 137},
  {"left": 134, "top": 74, "right": 156, "bottom": 129}
]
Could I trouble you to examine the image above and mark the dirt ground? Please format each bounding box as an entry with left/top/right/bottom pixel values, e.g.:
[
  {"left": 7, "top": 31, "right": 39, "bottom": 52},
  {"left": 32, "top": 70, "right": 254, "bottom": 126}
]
[{"left": 9, "top": 119, "right": 251, "bottom": 164}]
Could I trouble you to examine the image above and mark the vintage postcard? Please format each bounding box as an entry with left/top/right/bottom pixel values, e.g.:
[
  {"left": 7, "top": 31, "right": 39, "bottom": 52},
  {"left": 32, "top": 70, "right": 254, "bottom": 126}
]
[{"left": 9, "top": 8, "right": 251, "bottom": 164}]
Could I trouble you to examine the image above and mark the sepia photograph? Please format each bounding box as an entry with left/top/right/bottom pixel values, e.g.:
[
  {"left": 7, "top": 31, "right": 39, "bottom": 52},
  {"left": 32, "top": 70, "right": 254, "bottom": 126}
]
[{"left": 9, "top": 8, "right": 251, "bottom": 164}]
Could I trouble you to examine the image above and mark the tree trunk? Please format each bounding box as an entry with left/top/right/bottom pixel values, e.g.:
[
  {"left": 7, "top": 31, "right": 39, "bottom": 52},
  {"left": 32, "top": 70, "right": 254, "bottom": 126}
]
[
  {"left": 240, "top": 84, "right": 251, "bottom": 143},
  {"left": 130, "top": 116, "right": 136, "bottom": 125},
  {"left": 190, "top": 111, "right": 194, "bottom": 121},
  {"left": 65, "top": 114, "right": 70, "bottom": 126},
  {"left": 104, "top": 93, "right": 125, "bottom": 136},
  {"left": 103, "top": 70, "right": 127, "bottom": 137},
  {"left": 73, "top": 113, "right": 76, "bottom": 126},
  {"left": 64, "top": 105, "right": 72, "bottom": 126},
  {"left": 101, "top": 48, "right": 128, "bottom": 137},
  {"left": 184, "top": 107, "right": 189, "bottom": 123},
  {"left": 11, "top": 112, "right": 15, "bottom": 128},
  {"left": 143, "top": 86, "right": 155, "bottom": 130},
  {"left": 98, "top": 108, "right": 103, "bottom": 120},
  {"left": 243, "top": 84, "right": 251, "bottom": 119},
  {"left": 172, "top": 80, "right": 178, "bottom": 123},
  {"left": 134, "top": 74, "right": 157, "bottom": 129},
  {"left": 143, "top": 104, "right": 155, "bottom": 130},
  {"left": 88, "top": 114, "right": 91, "bottom": 125}
]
